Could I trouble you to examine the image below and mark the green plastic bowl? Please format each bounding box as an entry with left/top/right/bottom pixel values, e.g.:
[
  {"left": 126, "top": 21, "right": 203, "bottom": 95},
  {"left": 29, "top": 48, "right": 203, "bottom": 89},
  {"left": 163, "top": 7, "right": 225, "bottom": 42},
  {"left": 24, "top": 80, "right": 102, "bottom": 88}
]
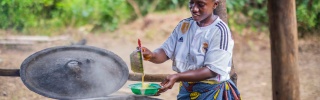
[{"left": 128, "top": 83, "right": 161, "bottom": 96}]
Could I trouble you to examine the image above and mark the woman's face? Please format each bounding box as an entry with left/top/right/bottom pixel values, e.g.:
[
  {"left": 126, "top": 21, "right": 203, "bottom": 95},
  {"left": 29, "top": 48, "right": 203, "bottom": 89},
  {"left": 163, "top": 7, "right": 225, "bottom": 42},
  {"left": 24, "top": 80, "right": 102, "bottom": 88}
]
[{"left": 189, "top": 0, "right": 217, "bottom": 22}]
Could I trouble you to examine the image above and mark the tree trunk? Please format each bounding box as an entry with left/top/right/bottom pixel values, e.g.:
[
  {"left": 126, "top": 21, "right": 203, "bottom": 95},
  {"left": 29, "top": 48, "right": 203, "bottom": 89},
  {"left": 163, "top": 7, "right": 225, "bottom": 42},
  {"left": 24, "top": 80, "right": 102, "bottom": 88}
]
[
  {"left": 214, "top": 0, "right": 238, "bottom": 86},
  {"left": 268, "top": 0, "right": 300, "bottom": 99},
  {"left": 214, "top": 0, "right": 228, "bottom": 23}
]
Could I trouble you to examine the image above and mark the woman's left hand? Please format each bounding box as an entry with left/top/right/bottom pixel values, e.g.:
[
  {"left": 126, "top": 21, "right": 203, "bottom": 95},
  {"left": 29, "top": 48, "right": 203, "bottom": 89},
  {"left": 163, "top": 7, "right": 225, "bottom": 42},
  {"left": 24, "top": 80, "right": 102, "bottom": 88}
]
[{"left": 156, "top": 74, "right": 179, "bottom": 95}]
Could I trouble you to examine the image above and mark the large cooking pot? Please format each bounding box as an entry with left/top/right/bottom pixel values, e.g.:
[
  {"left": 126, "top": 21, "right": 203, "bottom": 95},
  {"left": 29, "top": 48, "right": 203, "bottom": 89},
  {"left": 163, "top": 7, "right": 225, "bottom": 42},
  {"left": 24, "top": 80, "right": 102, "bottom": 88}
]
[{"left": 0, "top": 45, "right": 168, "bottom": 99}]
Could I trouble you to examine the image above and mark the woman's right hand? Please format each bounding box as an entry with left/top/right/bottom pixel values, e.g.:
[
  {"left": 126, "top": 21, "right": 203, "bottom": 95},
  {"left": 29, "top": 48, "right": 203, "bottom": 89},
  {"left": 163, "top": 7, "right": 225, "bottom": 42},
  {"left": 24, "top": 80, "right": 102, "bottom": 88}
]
[
  {"left": 141, "top": 47, "right": 153, "bottom": 61},
  {"left": 156, "top": 74, "right": 179, "bottom": 95}
]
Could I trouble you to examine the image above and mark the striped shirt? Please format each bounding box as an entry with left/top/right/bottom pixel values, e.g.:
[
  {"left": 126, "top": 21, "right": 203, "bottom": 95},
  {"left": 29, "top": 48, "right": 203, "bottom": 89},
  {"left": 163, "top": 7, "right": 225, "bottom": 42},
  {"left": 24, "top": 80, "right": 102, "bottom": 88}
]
[{"left": 160, "top": 17, "right": 234, "bottom": 82}]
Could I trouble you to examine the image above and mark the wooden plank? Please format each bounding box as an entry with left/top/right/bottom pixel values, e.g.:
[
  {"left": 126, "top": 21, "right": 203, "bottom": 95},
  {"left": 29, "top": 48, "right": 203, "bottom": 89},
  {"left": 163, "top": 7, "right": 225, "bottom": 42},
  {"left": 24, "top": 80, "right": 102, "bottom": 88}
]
[
  {"left": 0, "top": 69, "right": 20, "bottom": 76},
  {"left": 0, "top": 40, "right": 34, "bottom": 45},
  {"left": 0, "top": 68, "right": 167, "bottom": 82},
  {"left": 128, "top": 73, "right": 168, "bottom": 82},
  {"left": 0, "top": 67, "right": 169, "bottom": 81},
  {"left": 0, "top": 36, "right": 69, "bottom": 42},
  {"left": 268, "top": 0, "right": 300, "bottom": 99}
]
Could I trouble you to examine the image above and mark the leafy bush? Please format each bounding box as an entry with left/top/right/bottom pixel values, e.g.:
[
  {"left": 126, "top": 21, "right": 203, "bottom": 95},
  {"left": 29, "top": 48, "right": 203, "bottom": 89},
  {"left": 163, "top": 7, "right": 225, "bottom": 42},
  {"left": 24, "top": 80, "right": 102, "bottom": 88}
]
[
  {"left": 0, "top": 0, "right": 46, "bottom": 31},
  {"left": 227, "top": 0, "right": 267, "bottom": 32},
  {"left": 0, "top": 0, "right": 135, "bottom": 34},
  {"left": 0, "top": 0, "right": 319, "bottom": 35},
  {"left": 133, "top": 0, "right": 187, "bottom": 16},
  {"left": 227, "top": 0, "right": 320, "bottom": 35},
  {"left": 296, "top": 0, "right": 320, "bottom": 33}
]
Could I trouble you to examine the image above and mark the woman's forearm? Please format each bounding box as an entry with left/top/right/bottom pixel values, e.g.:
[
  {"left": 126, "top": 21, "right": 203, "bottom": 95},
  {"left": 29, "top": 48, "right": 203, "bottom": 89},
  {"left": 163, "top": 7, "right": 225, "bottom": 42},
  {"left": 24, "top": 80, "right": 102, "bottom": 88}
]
[
  {"left": 175, "top": 67, "right": 217, "bottom": 82},
  {"left": 148, "top": 48, "right": 169, "bottom": 64}
]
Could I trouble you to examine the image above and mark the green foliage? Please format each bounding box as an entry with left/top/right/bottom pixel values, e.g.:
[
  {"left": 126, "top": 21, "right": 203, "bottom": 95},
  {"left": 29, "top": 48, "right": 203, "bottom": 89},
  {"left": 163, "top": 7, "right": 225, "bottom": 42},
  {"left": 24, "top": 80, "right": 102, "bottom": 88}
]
[
  {"left": 0, "top": 0, "right": 134, "bottom": 34},
  {"left": 227, "top": 0, "right": 320, "bottom": 34},
  {"left": 53, "top": 0, "right": 134, "bottom": 31},
  {"left": 135, "top": 0, "right": 187, "bottom": 16},
  {"left": 0, "top": 0, "right": 319, "bottom": 35},
  {"left": 227, "top": 0, "right": 268, "bottom": 33},
  {"left": 296, "top": 0, "right": 320, "bottom": 32},
  {"left": 0, "top": 0, "right": 186, "bottom": 35},
  {"left": 0, "top": 0, "right": 46, "bottom": 31}
]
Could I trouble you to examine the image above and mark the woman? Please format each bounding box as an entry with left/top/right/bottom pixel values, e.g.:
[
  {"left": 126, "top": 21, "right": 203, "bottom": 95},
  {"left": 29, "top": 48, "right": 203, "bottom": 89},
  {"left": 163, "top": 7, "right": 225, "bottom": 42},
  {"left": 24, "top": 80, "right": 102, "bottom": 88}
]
[{"left": 141, "top": 0, "right": 241, "bottom": 99}]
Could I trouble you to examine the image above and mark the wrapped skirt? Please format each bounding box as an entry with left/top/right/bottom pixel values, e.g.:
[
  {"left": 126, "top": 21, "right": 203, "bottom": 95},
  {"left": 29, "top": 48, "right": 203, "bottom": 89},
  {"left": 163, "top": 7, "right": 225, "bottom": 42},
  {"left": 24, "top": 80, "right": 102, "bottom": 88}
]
[{"left": 177, "top": 79, "right": 241, "bottom": 100}]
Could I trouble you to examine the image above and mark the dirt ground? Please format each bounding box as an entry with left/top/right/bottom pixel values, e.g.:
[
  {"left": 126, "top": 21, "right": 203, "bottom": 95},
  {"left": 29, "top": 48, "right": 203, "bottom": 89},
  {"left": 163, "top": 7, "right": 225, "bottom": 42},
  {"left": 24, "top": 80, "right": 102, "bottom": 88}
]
[{"left": 0, "top": 9, "right": 319, "bottom": 100}]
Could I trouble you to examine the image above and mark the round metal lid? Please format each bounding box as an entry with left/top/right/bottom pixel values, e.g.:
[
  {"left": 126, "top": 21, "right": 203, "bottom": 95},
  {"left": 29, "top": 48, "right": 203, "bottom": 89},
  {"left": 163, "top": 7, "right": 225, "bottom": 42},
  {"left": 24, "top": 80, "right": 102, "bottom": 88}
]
[{"left": 20, "top": 45, "right": 129, "bottom": 99}]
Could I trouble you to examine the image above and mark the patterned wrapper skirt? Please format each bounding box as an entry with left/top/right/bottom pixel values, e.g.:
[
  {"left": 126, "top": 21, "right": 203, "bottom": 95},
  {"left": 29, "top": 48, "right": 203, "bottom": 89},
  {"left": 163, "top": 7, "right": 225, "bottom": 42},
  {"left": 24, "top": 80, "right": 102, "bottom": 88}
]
[{"left": 177, "top": 79, "right": 241, "bottom": 100}]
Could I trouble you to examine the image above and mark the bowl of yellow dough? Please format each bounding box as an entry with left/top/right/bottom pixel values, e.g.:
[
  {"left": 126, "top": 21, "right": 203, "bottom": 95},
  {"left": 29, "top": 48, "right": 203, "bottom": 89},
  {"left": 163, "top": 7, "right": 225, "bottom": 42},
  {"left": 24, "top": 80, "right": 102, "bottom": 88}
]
[{"left": 128, "top": 83, "right": 161, "bottom": 95}]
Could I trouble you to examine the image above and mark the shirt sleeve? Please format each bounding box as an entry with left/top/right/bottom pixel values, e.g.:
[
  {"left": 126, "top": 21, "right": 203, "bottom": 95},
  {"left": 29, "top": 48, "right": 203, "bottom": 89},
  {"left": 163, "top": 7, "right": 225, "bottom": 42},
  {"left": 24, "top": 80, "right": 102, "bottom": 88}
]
[
  {"left": 160, "top": 24, "right": 180, "bottom": 59},
  {"left": 204, "top": 28, "right": 232, "bottom": 76}
]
